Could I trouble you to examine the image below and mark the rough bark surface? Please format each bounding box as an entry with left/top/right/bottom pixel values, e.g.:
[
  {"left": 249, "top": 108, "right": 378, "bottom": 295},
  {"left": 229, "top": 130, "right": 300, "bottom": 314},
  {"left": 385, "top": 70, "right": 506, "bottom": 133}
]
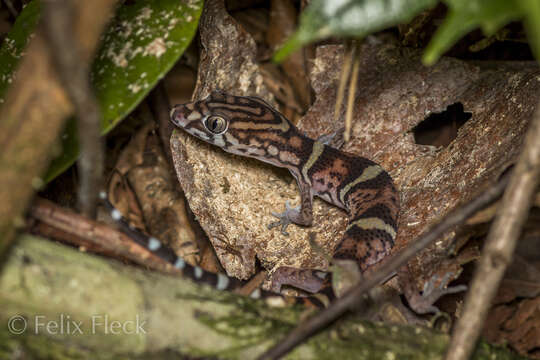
[{"left": 301, "top": 43, "right": 540, "bottom": 292}]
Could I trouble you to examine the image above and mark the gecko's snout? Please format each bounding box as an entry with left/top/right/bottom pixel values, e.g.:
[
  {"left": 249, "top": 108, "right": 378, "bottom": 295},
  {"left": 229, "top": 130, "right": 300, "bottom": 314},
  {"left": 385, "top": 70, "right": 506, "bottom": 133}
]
[{"left": 170, "top": 105, "right": 186, "bottom": 127}]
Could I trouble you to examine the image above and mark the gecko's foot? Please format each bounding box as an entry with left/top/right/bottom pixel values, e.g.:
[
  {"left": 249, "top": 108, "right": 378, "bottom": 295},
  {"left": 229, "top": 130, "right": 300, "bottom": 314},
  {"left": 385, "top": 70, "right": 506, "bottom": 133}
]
[
  {"left": 270, "top": 266, "right": 328, "bottom": 294},
  {"left": 267, "top": 201, "right": 300, "bottom": 236},
  {"left": 409, "top": 272, "right": 468, "bottom": 314},
  {"left": 317, "top": 128, "right": 345, "bottom": 149}
]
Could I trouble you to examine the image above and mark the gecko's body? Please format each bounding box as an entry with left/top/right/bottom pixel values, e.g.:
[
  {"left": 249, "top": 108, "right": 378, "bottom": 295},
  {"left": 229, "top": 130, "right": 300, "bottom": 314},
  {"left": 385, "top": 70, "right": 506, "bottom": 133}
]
[{"left": 169, "top": 91, "right": 400, "bottom": 293}]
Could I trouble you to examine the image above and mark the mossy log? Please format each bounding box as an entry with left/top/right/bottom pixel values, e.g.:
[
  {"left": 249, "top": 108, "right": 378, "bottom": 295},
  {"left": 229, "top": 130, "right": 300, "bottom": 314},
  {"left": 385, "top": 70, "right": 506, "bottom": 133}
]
[{"left": 0, "top": 235, "right": 527, "bottom": 360}]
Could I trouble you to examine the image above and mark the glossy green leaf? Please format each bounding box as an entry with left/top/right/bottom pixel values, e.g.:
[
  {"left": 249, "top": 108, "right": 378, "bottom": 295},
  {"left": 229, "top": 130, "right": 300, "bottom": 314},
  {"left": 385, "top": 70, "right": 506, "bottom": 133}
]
[
  {"left": 423, "top": 0, "right": 523, "bottom": 65},
  {"left": 44, "top": 0, "right": 203, "bottom": 181},
  {"left": 0, "top": 1, "right": 40, "bottom": 102},
  {"left": 274, "top": 0, "right": 438, "bottom": 62}
]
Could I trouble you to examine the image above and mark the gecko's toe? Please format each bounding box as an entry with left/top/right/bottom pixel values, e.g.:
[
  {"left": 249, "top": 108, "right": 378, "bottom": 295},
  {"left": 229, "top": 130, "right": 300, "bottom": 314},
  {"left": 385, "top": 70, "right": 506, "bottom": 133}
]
[
  {"left": 268, "top": 201, "right": 302, "bottom": 236},
  {"left": 268, "top": 207, "right": 294, "bottom": 236},
  {"left": 268, "top": 215, "right": 291, "bottom": 236},
  {"left": 410, "top": 272, "right": 468, "bottom": 314}
]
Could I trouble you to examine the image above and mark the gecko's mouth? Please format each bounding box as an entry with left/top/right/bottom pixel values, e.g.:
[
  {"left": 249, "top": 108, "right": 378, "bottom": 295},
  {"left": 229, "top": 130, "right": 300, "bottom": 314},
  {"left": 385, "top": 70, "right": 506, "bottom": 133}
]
[{"left": 170, "top": 106, "right": 186, "bottom": 127}]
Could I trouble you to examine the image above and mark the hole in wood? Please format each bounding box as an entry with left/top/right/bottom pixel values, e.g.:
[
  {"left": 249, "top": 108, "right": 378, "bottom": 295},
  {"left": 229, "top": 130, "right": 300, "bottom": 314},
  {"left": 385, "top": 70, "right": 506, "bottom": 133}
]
[{"left": 413, "top": 103, "right": 472, "bottom": 147}]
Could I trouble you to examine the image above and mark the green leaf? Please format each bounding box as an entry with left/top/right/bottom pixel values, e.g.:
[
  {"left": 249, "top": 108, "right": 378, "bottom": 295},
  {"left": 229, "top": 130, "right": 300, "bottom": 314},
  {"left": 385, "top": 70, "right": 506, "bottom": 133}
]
[
  {"left": 517, "top": 0, "right": 540, "bottom": 60},
  {"left": 0, "top": 1, "right": 41, "bottom": 102},
  {"left": 44, "top": 0, "right": 203, "bottom": 181},
  {"left": 0, "top": 0, "right": 202, "bottom": 182},
  {"left": 274, "top": 0, "right": 439, "bottom": 62},
  {"left": 423, "top": 0, "right": 524, "bottom": 65}
]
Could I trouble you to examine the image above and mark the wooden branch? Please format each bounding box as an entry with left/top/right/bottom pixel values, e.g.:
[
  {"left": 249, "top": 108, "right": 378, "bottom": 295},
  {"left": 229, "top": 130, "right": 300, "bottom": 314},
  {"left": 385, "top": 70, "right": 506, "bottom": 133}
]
[
  {"left": 0, "top": 0, "right": 118, "bottom": 260},
  {"left": 29, "top": 197, "right": 178, "bottom": 274},
  {"left": 0, "top": 235, "right": 524, "bottom": 359},
  {"left": 444, "top": 97, "right": 540, "bottom": 360}
]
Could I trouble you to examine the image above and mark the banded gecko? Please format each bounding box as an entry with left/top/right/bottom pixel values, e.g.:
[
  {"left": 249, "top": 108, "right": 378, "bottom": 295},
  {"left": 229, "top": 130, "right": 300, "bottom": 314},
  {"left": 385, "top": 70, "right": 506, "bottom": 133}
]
[
  {"left": 103, "top": 91, "right": 463, "bottom": 312},
  {"left": 169, "top": 91, "right": 400, "bottom": 295}
]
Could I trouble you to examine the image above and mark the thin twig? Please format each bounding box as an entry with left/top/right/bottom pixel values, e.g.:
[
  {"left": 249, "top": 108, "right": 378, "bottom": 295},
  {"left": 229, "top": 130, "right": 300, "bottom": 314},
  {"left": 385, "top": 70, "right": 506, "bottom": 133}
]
[
  {"left": 42, "top": 0, "right": 104, "bottom": 218},
  {"left": 344, "top": 42, "right": 360, "bottom": 142},
  {"left": 333, "top": 41, "right": 354, "bottom": 124},
  {"left": 444, "top": 101, "right": 540, "bottom": 360},
  {"left": 258, "top": 173, "right": 510, "bottom": 360}
]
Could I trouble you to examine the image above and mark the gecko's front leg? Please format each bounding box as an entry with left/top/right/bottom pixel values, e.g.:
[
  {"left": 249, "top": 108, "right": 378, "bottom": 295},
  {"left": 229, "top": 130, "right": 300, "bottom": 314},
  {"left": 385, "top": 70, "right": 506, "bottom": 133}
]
[
  {"left": 267, "top": 174, "right": 313, "bottom": 236},
  {"left": 267, "top": 174, "right": 324, "bottom": 293}
]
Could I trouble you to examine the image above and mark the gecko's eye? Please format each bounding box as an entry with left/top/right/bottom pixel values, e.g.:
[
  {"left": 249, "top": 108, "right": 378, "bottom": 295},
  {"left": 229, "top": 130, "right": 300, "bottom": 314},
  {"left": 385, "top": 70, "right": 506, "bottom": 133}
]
[{"left": 204, "top": 115, "right": 228, "bottom": 134}]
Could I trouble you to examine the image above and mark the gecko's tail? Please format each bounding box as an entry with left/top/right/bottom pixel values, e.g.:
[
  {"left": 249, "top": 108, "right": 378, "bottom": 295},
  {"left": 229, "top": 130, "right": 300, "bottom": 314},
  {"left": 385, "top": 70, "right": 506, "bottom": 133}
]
[
  {"left": 99, "top": 191, "right": 333, "bottom": 307},
  {"left": 99, "top": 191, "right": 243, "bottom": 293}
]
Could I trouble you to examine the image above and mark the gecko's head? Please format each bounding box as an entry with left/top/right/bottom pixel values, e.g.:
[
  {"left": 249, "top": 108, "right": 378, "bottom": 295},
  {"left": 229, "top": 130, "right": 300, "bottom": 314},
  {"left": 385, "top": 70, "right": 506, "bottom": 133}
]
[{"left": 170, "top": 91, "right": 294, "bottom": 164}]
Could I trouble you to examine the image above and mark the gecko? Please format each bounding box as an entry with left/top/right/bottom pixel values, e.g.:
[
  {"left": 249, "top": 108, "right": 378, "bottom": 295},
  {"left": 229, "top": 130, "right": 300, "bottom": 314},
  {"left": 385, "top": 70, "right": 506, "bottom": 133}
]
[
  {"left": 102, "top": 91, "right": 465, "bottom": 312},
  {"left": 168, "top": 90, "right": 400, "bottom": 295}
]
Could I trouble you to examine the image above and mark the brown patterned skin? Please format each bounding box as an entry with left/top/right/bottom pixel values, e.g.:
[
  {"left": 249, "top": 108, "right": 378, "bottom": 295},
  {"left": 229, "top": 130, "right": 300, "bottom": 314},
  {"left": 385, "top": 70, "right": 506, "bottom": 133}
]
[{"left": 170, "top": 91, "right": 400, "bottom": 293}]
